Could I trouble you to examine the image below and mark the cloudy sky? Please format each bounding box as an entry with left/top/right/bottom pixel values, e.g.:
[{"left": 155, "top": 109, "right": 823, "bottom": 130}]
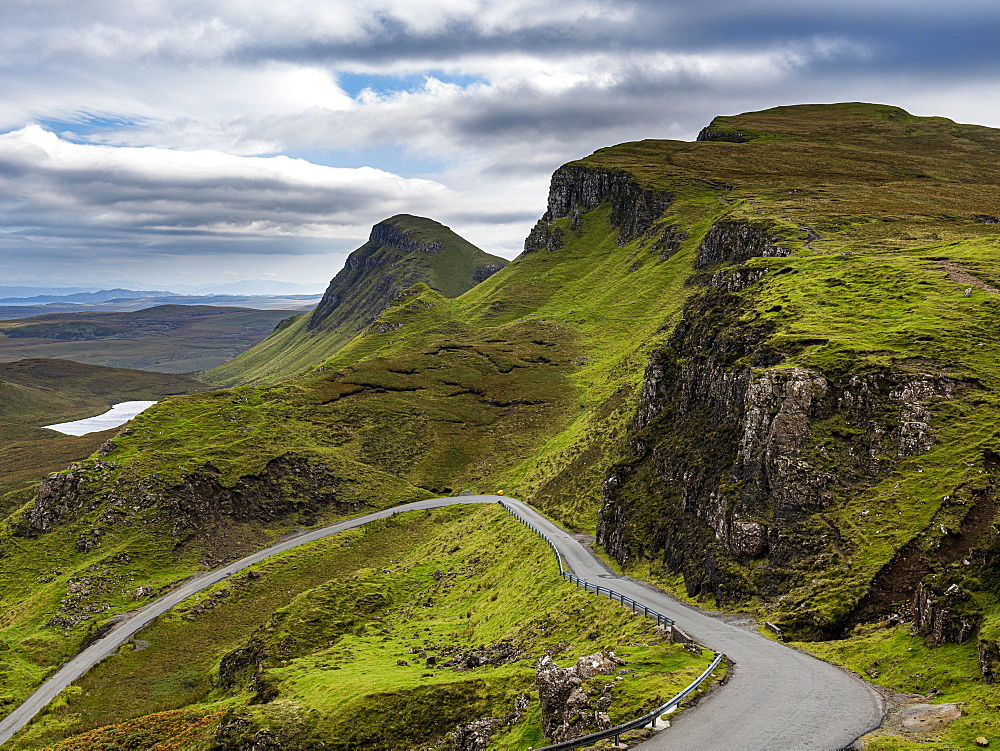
[{"left": 2, "top": 0, "right": 999, "bottom": 289}]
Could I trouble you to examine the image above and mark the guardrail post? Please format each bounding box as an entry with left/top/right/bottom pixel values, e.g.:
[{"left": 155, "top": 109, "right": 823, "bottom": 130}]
[{"left": 501, "top": 502, "right": 721, "bottom": 751}]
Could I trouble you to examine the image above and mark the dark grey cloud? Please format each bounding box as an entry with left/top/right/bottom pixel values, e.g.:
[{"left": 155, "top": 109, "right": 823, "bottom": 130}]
[
  {"left": 226, "top": 1, "right": 1000, "bottom": 76},
  {"left": 2, "top": 0, "right": 1000, "bottom": 285}
]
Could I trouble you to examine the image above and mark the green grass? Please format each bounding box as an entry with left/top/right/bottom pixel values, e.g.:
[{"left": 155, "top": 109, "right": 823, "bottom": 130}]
[
  {"left": 9, "top": 102, "right": 1000, "bottom": 744},
  {"left": 11, "top": 504, "right": 720, "bottom": 750}
]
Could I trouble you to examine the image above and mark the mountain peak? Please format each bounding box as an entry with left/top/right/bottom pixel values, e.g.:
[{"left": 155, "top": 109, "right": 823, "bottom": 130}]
[
  {"left": 363, "top": 215, "right": 449, "bottom": 257},
  {"left": 308, "top": 215, "right": 507, "bottom": 333},
  {"left": 204, "top": 215, "right": 509, "bottom": 385}
]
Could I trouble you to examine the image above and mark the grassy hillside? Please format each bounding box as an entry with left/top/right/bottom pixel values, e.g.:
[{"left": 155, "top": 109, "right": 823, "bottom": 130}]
[
  {"left": 7, "top": 103, "right": 1000, "bottom": 746},
  {"left": 0, "top": 306, "right": 297, "bottom": 373},
  {"left": 203, "top": 214, "right": 508, "bottom": 387},
  {"left": 0, "top": 359, "right": 206, "bottom": 510},
  {"left": 9, "top": 505, "right": 719, "bottom": 750}
]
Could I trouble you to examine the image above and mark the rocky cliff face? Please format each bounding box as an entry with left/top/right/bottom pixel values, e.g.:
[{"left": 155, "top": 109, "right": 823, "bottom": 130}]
[
  {"left": 365, "top": 220, "right": 450, "bottom": 255},
  {"left": 912, "top": 580, "right": 979, "bottom": 646},
  {"left": 23, "top": 456, "right": 360, "bottom": 561},
  {"left": 597, "top": 220, "right": 960, "bottom": 636},
  {"left": 696, "top": 128, "right": 752, "bottom": 143},
  {"left": 308, "top": 215, "right": 507, "bottom": 335},
  {"left": 696, "top": 221, "right": 790, "bottom": 267},
  {"left": 524, "top": 165, "right": 673, "bottom": 252}
]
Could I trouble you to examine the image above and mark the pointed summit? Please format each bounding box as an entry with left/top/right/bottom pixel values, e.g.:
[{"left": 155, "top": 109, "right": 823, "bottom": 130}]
[
  {"left": 309, "top": 214, "right": 507, "bottom": 334},
  {"left": 204, "top": 215, "right": 507, "bottom": 386}
]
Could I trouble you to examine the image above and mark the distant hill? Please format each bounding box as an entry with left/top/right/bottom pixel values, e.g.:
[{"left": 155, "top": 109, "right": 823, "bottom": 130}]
[
  {"left": 0, "top": 305, "right": 298, "bottom": 372},
  {"left": 0, "top": 285, "right": 95, "bottom": 297},
  {"left": 183, "top": 280, "right": 327, "bottom": 295},
  {"left": 204, "top": 214, "right": 508, "bottom": 386},
  {"left": 0, "top": 295, "right": 320, "bottom": 321},
  {"left": 0, "top": 288, "right": 173, "bottom": 304}
]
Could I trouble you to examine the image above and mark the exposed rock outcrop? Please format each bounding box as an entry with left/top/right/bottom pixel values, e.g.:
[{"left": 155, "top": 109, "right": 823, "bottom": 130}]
[
  {"left": 912, "top": 581, "right": 979, "bottom": 646},
  {"left": 445, "top": 718, "right": 495, "bottom": 751},
  {"left": 472, "top": 264, "right": 504, "bottom": 283},
  {"left": 649, "top": 225, "right": 689, "bottom": 261},
  {"left": 212, "top": 708, "right": 321, "bottom": 751},
  {"left": 709, "top": 266, "right": 770, "bottom": 293},
  {"left": 696, "top": 220, "right": 790, "bottom": 268},
  {"left": 25, "top": 455, "right": 360, "bottom": 548},
  {"left": 597, "top": 240, "right": 959, "bottom": 634},
  {"left": 427, "top": 695, "right": 528, "bottom": 750},
  {"left": 441, "top": 638, "right": 522, "bottom": 670},
  {"left": 524, "top": 165, "right": 672, "bottom": 252},
  {"left": 366, "top": 221, "right": 445, "bottom": 255},
  {"left": 895, "top": 703, "right": 964, "bottom": 732},
  {"left": 524, "top": 222, "right": 564, "bottom": 253},
  {"left": 696, "top": 128, "right": 752, "bottom": 143},
  {"left": 29, "top": 460, "right": 117, "bottom": 533},
  {"left": 535, "top": 651, "right": 623, "bottom": 743},
  {"left": 979, "top": 637, "right": 1000, "bottom": 683}
]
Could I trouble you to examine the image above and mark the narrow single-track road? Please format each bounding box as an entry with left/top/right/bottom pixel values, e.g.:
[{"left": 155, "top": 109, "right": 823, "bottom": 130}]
[
  {"left": 0, "top": 495, "right": 884, "bottom": 749},
  {"left": 502, "top": 498, "right": 885, "bottom": 750}
]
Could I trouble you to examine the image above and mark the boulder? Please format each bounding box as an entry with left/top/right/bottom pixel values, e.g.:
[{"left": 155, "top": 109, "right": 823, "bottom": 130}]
[{"left": 535, "top": 651, "right": 623, "bottom": 743}]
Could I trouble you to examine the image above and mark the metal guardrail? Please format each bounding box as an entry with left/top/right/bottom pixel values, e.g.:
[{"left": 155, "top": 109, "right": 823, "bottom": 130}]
[
  {"left": 497, "top": 500, "right": 726, "bottom": 750},
  {"left": 536, "top": 652, "right": 726, "bottom": 750},
  {"left": 497, "top": 500, "right": 674, "bottom": 628}
]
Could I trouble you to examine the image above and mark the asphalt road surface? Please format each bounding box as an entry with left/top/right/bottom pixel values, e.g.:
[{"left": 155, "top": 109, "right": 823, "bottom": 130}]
[
  {"left": 0, "top": 495, "right": 885, "bottom": 749},
  {"left": 500, "top": 497, "right": 886, "bottom": 751}
]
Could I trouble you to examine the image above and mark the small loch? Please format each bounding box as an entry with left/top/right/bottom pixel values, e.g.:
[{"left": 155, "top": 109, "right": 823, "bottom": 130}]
[{"left": 42, "top": 401, "right": 158, "bottom": 436}]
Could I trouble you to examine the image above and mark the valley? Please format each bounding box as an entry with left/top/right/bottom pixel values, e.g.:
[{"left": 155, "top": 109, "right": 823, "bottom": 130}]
[
  {"left": 0, "top": 358, "right": 207, "bottom": 513},
  {"left": 3, "top": 102, "right": 1000, "bottom": 749},
  {"left": 0, "top": 306, "right": 302, "bottom": 373}
]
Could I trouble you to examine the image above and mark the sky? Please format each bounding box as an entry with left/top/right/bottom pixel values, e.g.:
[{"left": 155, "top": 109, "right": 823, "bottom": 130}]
[{"left": 2, "top": 0, "right": 1000, "bottom": 289}]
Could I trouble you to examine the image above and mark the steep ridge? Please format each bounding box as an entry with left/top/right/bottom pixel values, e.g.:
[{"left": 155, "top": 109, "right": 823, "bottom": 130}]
[
  {"left": 204, "top": 214, "right": 507, "bottom": 386},
  {"left": 309, "top": 214, "right": 507, "bottom": 330},
  {"left": 5, "top": 103, "right": 1000, "bottom": 744}
]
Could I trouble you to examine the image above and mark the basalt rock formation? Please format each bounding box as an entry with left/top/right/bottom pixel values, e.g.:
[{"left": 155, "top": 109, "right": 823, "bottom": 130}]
[
  {"left": 912, "top": 580, "right": 979, "bottom": 646},
  {"left": 535, "top": 651, "right": 624, "bottom": 743},
  {"left": 596, "top": 212, "right": 979, "bottom": 637},
  {"left": 309, "top": 215, "right": 508, "bottom": 335},
  {"left": 22, "top": 455, "right": 362, "bottom": 561},
  {"left": 525, "top": 165, "right": 672, "bottom": 252}
]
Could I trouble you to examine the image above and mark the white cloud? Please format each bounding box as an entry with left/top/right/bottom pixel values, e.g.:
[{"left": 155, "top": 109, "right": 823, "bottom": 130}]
[
  {"left": 0, "top": 125, "right": 450, "bottom": 250},
  {"left": 1, "top": 0, "right": 1000, "bottom": 285}
]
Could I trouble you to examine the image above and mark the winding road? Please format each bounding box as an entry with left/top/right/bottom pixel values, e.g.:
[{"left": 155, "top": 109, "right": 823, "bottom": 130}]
[{"left": 0, "top": 495, "right": 884, "bottom": 749}]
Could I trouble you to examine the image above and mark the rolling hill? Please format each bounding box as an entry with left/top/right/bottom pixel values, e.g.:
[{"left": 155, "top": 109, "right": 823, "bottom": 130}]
[
  {"left": 0, "top": 305, "right": 299, "bottom": 373},
  {"left": 6, "top": 103, "right": 1000, "bottom": 747}
]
